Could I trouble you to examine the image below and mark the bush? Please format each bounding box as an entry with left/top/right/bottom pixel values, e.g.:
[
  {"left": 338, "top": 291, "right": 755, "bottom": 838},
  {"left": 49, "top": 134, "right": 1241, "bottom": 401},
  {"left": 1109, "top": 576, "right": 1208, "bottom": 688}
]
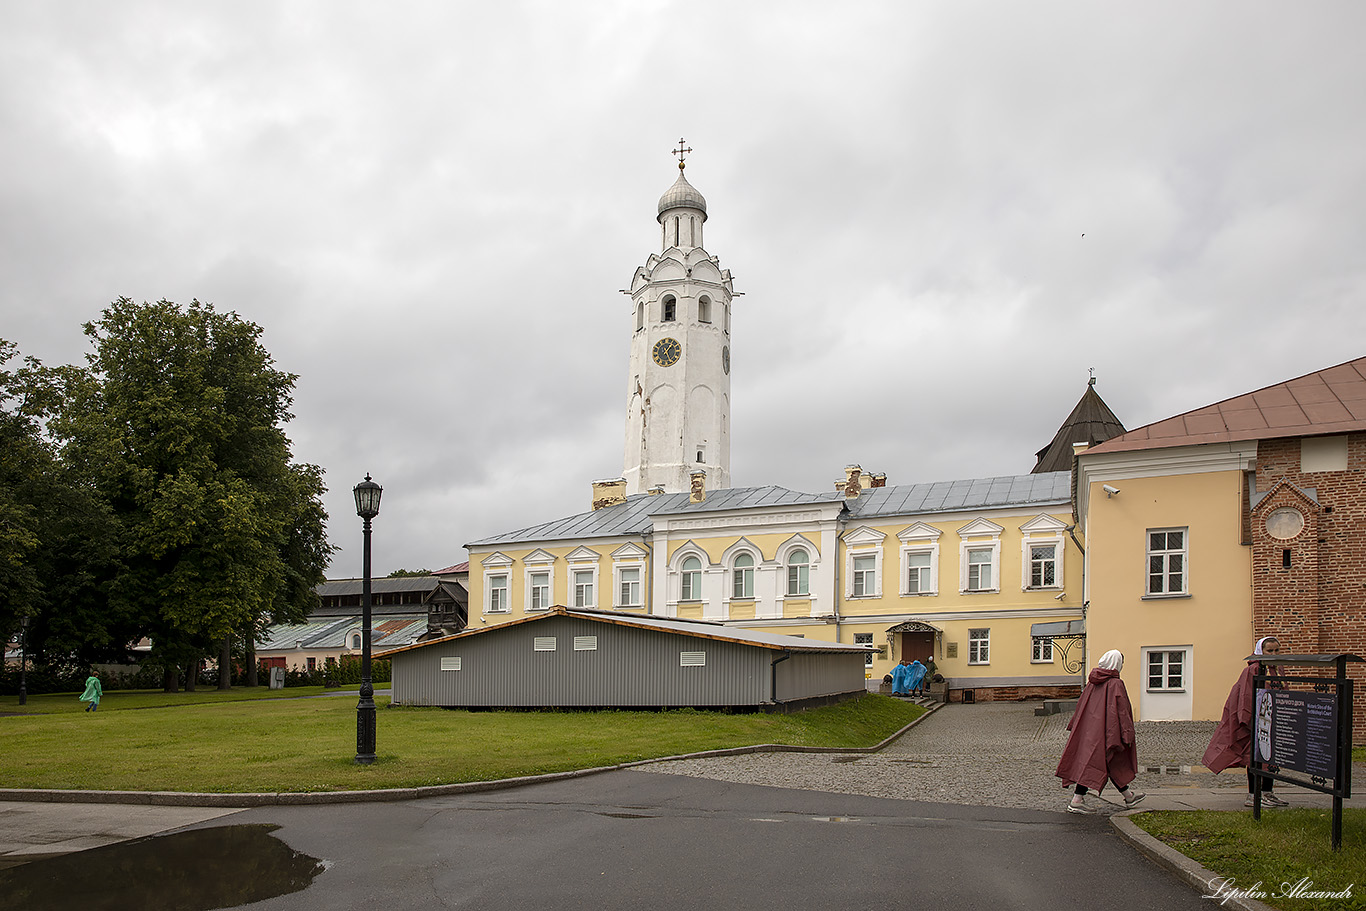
[{"left": 278, "top": 655, "right": 390, "bottom": 688}]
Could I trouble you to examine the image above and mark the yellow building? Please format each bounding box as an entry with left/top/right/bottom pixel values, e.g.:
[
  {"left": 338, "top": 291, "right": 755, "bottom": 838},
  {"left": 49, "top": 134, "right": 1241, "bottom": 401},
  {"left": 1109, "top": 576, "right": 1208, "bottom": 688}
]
[
  {"left": 467, "top": 467, "right": 1087, "bottom": 701},
  {"left": 1076, "top": 355, "right": 1366, "bottom": 723}
]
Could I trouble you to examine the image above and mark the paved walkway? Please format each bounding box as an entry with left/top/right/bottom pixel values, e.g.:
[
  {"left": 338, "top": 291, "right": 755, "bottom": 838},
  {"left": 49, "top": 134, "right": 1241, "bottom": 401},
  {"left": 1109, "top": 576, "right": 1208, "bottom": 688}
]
[{"left": 638, "top": 701, "right": 1365, "bottom": 816}]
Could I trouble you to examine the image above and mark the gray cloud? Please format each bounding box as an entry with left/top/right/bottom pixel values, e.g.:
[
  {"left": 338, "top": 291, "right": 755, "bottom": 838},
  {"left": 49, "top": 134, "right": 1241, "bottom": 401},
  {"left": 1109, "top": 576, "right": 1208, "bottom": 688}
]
[{"left": 3, "top": 1, "right": 1364, "bottom": 576}]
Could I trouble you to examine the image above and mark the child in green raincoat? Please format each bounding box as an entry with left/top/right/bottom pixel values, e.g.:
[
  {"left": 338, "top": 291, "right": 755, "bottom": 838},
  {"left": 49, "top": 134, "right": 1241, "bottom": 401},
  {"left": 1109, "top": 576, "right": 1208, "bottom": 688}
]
[{"left": 79, "top": 672, "right": 102, "bottom": 712}]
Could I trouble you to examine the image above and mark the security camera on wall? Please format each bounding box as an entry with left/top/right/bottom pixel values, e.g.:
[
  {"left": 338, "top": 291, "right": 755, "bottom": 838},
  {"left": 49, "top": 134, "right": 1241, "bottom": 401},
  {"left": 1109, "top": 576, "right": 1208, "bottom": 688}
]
[{"left": 1102, "top": 484, "right": 1121, "bottom": 497}]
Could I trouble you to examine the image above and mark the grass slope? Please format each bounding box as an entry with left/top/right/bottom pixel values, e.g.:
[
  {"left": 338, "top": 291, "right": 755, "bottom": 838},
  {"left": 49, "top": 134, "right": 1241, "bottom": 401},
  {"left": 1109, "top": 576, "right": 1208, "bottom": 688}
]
[
  {"left": 0, "top": 693, "right": 923, "bottom": 794},
  {"left": 1132, "top": 809, "right": 1365, "bottom": 911}
]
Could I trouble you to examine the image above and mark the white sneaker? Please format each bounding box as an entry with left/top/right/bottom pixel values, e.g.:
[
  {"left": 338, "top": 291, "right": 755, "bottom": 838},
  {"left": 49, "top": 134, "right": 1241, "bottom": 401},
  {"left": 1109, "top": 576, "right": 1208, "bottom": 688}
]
[
  {"left": 1067, "top": 798, "right": 1093, "bottom": 814},
  {"left": 1123, "top": 790, "right": 1146, "bottom": 807},
  {"left": 1262, "top": 794, "right": 1289, "bottom": 807}
]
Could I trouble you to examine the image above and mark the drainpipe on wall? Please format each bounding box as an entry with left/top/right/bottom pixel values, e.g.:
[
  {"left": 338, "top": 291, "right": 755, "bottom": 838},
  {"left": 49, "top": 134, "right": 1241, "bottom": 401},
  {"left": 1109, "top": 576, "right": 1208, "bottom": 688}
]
[
  {"left": 771, "top": 649, "right": 792, "bottom": 705},
  {"left": 641, "top": 532, "right": 652, "bottom": 615}
]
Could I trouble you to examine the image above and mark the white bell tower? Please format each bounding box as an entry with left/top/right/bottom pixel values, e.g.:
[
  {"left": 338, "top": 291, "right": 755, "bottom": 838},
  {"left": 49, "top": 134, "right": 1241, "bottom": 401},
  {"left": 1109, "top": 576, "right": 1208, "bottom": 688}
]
[{"left": 622, "top": 141, "right": 735, "bottom": 495}]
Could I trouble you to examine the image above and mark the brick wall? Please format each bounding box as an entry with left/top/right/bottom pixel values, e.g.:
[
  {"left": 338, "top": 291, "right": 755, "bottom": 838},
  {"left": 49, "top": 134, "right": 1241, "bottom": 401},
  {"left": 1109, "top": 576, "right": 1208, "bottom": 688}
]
[
  {"left": 948, "top": 684, "right": 1081, "bottom": 703},
  {"left": 1253, "top": 435, "right": 1366, "bottom": 731}
]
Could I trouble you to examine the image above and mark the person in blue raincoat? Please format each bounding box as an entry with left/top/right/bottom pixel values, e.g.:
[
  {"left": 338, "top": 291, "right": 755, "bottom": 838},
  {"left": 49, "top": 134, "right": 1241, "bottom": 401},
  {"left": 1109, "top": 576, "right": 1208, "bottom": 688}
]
[
  {"left": 891, "top": 659, "right": 913, "bottom": 695},
  {"left": 906, "top": 659, "right": 928, "bottom": 697},
  {"left": 79, "top": 671, "right": 102, "bottom": 712}
]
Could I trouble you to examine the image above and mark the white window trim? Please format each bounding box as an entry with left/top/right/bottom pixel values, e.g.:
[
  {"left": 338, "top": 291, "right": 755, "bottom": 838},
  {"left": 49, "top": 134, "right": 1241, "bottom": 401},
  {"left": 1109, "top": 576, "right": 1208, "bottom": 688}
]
[
  {"left": 1145, "top": 527, "right": 1189, "bottom": 597},
  {"left": 614, "top": 562, "right": 645, "bottom": 609},
  {"left": 480, "top": 551, "right": 514, "bottom": 615},
  {"left": 570, "top": 564, "right": 599, "bottom": 609},
  {"left": 968, "top": 628, "right": 991, "bottom": 665},
  {"left": 1019, "top": 515, "right": 1067, "bottom": 592},
  {"left": 1021, "top": 538, "right": 1063, "bottom": 591},
  {"left": 899, "top": 545, "right": 939, "bottom": 596},
  {"left": 485, "top": 572, "right": 511, "bottom": 614},
  {"left": 844, "top": 527, "right": 886, "bottom": 599},
  {"left": 670, "top": 544, "right": 709, "bottom": 605},
  {"left": 1142, "top": 646, "right": 1191, "bottom": 692},
  {"left": 720, "top": 539, "right": 763, "bottom": 606},
  {"left": 523, "top": 550, "right": 556, "bottom": 613},
  {"left": 1031, "top": 637, "right": 1055, "bottom": 664},
  {"left": 957, "top": 518, "right": 1003, "bottom": 595},
  {"left": 854, "top": 632, "right": 876, "bottom": 667},
  {"left": 775, "top": 534, "right": 819, "bottom": 603}
]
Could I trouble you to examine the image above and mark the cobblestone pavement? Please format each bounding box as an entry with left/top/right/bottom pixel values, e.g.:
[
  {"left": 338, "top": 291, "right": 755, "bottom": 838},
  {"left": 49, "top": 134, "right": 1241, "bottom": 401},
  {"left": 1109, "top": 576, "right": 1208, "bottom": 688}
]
[{"left": 637, "top": 702, "right": 1243, "bottom": 814}]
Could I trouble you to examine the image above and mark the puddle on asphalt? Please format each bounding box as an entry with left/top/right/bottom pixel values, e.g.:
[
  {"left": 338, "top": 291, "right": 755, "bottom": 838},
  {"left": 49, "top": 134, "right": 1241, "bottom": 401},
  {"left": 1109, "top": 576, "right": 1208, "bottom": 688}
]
[{"left": 0, "top": 823, "right": 326, "bottom": 911}]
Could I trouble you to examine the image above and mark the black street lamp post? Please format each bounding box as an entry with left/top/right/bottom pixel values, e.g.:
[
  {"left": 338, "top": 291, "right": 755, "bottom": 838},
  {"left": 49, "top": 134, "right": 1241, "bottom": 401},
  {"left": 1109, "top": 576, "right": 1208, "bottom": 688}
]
[
  {"left": 353, "top": 474, "right": 383, "bottom": 764},
  {"left": 18, "top": 616, "right": 28, "bottom": 706}
]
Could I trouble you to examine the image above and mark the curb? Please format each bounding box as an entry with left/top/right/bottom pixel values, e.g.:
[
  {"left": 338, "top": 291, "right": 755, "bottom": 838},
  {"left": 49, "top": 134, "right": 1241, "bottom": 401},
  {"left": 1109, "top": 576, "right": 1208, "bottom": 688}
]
[
  {"left": 0, "top": 701, "right": 942, "bottom": 808},
  {"left": 1110, "top": 815, "right": 1278, "bottom": 911}
]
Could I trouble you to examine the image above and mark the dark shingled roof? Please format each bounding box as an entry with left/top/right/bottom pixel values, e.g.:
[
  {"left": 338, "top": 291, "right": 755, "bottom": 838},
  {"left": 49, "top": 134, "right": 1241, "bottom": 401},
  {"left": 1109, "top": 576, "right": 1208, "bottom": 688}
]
[
  {"left": 1088, "top": 355, "right": 1366, "bottom": 455},
  {"left": 1032, "top": 379, "right": 1126, "bottom": 473}
]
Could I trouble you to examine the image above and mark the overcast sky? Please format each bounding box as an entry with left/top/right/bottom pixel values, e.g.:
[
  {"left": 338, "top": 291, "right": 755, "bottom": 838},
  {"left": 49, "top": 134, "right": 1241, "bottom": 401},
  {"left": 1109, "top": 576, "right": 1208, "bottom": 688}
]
[{"left": 3, "top": 2, "right": 1364, "bottom": 579}]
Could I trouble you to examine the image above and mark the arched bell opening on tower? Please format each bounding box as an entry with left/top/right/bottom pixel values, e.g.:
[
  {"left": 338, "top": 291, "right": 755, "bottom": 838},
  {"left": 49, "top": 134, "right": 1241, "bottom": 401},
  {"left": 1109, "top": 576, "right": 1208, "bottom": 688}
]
[
  {"left": 698, "top": 296, "right": 712, "bottom": 324},
  {"left": 662, "top": 295, "right": 677, "bottom": 322}
]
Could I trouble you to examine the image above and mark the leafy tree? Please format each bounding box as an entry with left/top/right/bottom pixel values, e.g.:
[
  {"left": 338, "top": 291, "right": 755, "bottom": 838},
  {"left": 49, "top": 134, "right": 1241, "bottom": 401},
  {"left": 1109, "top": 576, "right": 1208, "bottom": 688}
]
[
  {"left": 1, "top": 342, "right": 124, "bottom": 671},
  {"left": 386, "top": 568, "right": 432, "bottom": 578},
  {"left": 51, "top": 299, "right": 334, "bottom": 689}
]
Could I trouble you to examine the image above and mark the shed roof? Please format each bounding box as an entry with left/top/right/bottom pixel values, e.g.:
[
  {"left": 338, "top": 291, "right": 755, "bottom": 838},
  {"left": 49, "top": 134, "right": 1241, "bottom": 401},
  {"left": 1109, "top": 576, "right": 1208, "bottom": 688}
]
[
  {"left": 316, "top": 576, "right": 441, "bottom": 597},
  {"left": 379, "top": 606, "right": 872, "bottom": 658},
  {"left": 258, "top": 614, "right": 428, "bottom": 651},
  {"left": 1088, "top": 355, "right": 1366, "bottom": 455}
]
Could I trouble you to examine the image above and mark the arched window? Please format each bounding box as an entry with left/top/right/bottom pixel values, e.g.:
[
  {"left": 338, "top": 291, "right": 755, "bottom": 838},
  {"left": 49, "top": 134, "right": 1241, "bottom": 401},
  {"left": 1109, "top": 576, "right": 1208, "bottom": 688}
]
[
  {"left": 787, "top": 548, "right": 809, "bottom": 596},
  {"left": 698, "top": 296, "right": 711, "bottom": 323},
  {"left": 636, "top": 302, "right": 644, "bottom": 331},
  {"left": 732, "top": 553, "right": 754, "bottom": 599},
  {"left": 674, "top": 216, "right": 680, "bottom": 247},
  {"left": 681, "top": 556, "right": 702, "bottom": 601},
  {"left": 350, "top": 634, "right": 362, "bottom": 649},
  {"left": 662, "top": 296, "right": 676, "bottom": 322}
]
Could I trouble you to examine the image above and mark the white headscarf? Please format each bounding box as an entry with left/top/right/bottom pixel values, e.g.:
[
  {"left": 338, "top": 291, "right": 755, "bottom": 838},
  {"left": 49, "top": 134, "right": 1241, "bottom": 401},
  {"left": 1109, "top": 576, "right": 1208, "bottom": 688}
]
[
  {"left": 1097, "top": 649, "right": 1124, "bottom": 671},
  {"left": 1253, "top": 636, "right": 1279, "bottom": 655}
]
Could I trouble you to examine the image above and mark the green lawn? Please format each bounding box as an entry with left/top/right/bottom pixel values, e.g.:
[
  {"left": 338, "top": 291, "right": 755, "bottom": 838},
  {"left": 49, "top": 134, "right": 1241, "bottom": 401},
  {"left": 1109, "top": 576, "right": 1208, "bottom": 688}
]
[
  {"left": 0, "top": 693, "right": 923, "bottom": 793},
  {"left": 1132, "top": 810, "right": 1365, "bottom": 911},
  {"left": 0, "top": 686, "right": 361, "bottom": 714}
]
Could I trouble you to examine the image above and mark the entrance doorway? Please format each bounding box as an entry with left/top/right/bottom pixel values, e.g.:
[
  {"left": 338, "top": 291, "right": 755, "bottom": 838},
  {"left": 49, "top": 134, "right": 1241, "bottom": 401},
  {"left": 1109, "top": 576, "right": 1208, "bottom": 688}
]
[{"left": 900, "top": 631, "right": 934, "bottom": 665}]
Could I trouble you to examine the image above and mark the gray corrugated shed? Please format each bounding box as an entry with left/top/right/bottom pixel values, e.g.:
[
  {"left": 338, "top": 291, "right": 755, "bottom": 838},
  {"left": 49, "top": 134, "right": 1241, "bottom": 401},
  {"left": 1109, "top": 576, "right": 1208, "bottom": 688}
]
[{"left": 467, "top": 476, "right": 1069, "bottom": 549}]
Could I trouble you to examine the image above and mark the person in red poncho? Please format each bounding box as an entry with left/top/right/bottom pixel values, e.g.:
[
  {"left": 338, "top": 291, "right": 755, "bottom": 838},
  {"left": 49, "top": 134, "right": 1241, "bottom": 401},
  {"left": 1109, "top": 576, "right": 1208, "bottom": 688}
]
[
  {"left": 1055, "top": 649, "right": 1144, "bottom": 814},
  {"left": 1201, "top": 636, "right": 1289, "bottom": 808}
]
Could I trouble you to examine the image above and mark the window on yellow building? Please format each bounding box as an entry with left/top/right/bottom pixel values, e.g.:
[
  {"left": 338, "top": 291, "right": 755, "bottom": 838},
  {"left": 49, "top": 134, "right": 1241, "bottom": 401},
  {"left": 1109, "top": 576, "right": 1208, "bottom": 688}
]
[
  {"left": 681, "top": 556, "right": 702, "bottom": 601},
  {"left": 969, "top": 628, "right": 990, "bottom": 664},
  {"left": 529, "top": 572, "right": 550, "bottom": 611},
  {"left": 787, "top": 548, "right": 809, "bottom": 595},
  {"left": 1146, "top": 529, "right": 1187, "bottom": 595},
  {"left": 966, "top": 548, "right": 994, "bottom": 591},
  {"left": 1029, "top": 544, "right": 1057, "bottom": 588},
  {"left": 852, "top": 555, "right": 876, "bottom": 597},
  {"left": 733, "top": 554, "right": 755, "bottom": 599}
]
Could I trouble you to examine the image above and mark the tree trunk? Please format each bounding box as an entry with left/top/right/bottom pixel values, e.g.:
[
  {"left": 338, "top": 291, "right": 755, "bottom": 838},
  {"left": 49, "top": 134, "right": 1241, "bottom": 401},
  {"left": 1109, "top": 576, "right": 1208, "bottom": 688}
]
[
  {"left": 245, "top": 635, "right": 258, "bottom": 687},
  {"left": 162, "top": 666, "right": 178, "bottom": 693},
  {"left": 185, "top": 660, "right": 198, "bottom": 691},
  {"left": 218, "top": 635, "right": 232, "bottom": 690}
]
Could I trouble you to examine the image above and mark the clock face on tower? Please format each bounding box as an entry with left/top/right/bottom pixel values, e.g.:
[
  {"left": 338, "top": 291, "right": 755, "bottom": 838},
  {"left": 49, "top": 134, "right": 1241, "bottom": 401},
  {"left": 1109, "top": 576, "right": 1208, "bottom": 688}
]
[{"left": 652, "top": 337, "right": 681, "bottom": 367}]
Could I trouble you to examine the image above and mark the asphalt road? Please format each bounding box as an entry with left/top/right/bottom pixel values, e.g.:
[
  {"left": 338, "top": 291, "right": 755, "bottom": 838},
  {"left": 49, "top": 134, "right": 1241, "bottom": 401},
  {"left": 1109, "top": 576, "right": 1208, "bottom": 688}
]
[{"left": 145, "top": 770, "right": 1207, "bottom": 911}]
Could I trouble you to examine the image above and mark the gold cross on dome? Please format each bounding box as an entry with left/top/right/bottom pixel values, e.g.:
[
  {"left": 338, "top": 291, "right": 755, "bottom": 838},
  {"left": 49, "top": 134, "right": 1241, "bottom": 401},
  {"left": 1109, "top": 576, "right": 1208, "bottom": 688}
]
[{"left": 673, "top": 137, "right": 692, "bottom": 168}]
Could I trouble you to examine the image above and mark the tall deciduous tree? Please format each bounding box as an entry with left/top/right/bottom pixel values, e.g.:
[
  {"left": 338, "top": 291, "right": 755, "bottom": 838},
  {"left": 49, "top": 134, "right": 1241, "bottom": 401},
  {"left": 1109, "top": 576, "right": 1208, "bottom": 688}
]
[{"left": 54, "top": 299, "right": 333, "bottom": 687}]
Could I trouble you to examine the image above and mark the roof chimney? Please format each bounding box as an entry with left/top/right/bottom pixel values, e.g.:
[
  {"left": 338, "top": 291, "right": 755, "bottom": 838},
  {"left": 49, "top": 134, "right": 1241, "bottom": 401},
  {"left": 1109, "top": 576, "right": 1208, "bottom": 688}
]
[
  {"left": 870, "top": 473, "right": 887, "bottom": 488},
  {"left": 647, "top": 484, "right": 666, "bottom": 496},
  {"left": 841, "top": 464, "right": 863, "bottom": 499},
  {"left": 591, "top": 477, "right": 628, "bottom": 511},
  {"left": 689, "top": 468, "right": 707, "bottom": 504}
]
